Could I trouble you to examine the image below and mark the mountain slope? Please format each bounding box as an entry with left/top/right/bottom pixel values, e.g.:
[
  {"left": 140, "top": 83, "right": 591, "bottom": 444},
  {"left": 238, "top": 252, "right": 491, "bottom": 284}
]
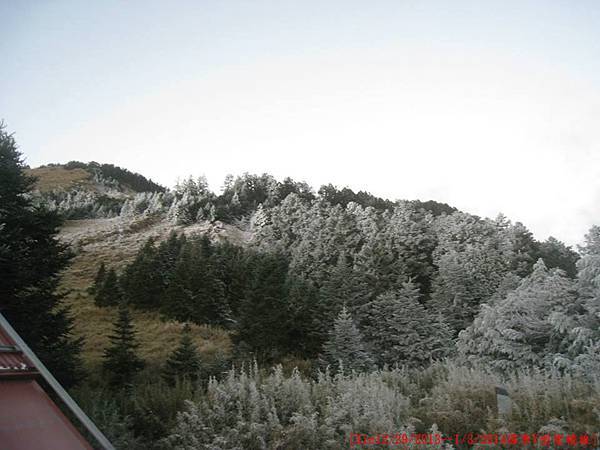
[
  {"left": 27, "top": 161, "right": 164, "bottom": 194},
  {"left": 57, "top": 216, "right": 242, "bottom": 373}
]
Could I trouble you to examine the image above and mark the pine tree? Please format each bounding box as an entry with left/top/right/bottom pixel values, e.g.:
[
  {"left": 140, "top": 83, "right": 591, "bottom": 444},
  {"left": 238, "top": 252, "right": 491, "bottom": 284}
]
[
  {"left": 381, "top": 203, "right": 437, "bottom": 297},
  {"left": 361, "top": 281, "right": 452, "bottom": 367},
  {"left": 121, "top": 237, "right": 164, "bottom": 309},
  {"left": 95, "top": 267, "right": 122, "bottom": 307},
  {"left": 187, "top": 237, "right": 229, "bottom": 326},
  {"left": 457, "top": 259, "right": 578, "bottom": 372},
  {"left": 211, "top": 242, "right": 249, "bottom": 317},
  {"left": 572, "top": 227, "right": 600, "bottom": 371},
  {"left": 323, "top": 253, "right": 373, "bottom": 309},
  {"left": 538, "top": 237, "right": 579, "bottom": 278},
  {"left": 284, "top": 276, "right": 322, "bottom": 357},
  {"left": 162, "top": 324, "right": 202, "bottom": 385},
  {"left": 103, "top": 302, "right": 145, "bottom": 388},
  {"left": 233, "top": 252, "right": 290, "bottom": 360},
  {"left": 320, "top": 306, "right": 374, "bottom": 372},
  {"left": 0, "top": 123, "right": 83, "bottom": 387},
  {"left": 430, "top": 213, "right": 511, "bottom": 334},
  {"left": 577, "top": 226, "right": 600, "bottom": 298},
  {"left": 507, "top": 221, "right": 540, "bottom": 278},
  {"left": 161, "top": 254, "right": 194, "bottom": 322},
  {"left": 89, "top": 261, "right": 106, "bottom": 296},
  {"left": 157, "top": 231, "right": 185, "bottom": 281}
]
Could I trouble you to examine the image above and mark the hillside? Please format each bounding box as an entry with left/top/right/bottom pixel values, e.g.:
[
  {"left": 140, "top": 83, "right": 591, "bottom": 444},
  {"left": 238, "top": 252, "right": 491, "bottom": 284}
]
[
  {"left": 24, "top": 162, "right": 165, "bottom": 221},
  {"left": 48, "top": 168, "right": 461, "bottom": 374},
  {"left": 28, "top": 161, "right": 165, "bottom": 194},
  {"left": 26, "top": 165, "right": 95, "bottom": 193},
  {"left": 9, "top": 156, "right": 599, "bottom": 447},
  {"left": 57, "top": 214, "right": 252, "bottom": 372}
]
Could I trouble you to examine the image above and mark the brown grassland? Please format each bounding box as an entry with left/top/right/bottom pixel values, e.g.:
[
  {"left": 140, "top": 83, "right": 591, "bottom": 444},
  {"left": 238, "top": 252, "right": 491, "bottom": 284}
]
[
  {"left": 26, "top": 166, "right": 93, "bottom": 192},
  {"left": 57, "top": 217, "right": 232, "bottom": 376}
]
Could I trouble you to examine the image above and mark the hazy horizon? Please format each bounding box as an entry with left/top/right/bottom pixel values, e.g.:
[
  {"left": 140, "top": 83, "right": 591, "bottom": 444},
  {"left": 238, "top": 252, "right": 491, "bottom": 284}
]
[{"left": 3, "top": 0, "right": 600, "bottom": 247}]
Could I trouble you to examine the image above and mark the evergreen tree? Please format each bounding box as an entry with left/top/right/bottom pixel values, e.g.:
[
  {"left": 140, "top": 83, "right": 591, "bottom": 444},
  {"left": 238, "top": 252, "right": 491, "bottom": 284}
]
[
  {"left": 95, "top": 267, "right": 122, "bottom": 307},
  {"left": 212, "top": 242, "right": 249, "bottom": 317},
  {"left": 572, "top": 227, "right": 600, "bottom": 371},
  {"left": 89, "top": 261, "right": 106, "bottom": 296},
  {"left": 103, "top": 302, "right": 145, "bottom": 388},
  {"left": 187, "top": 237, "right": 229, "bottom": 326},
  {"left": 162, "top": 324, "right": 202, "bottom": 385},
  {"left": 577, "top": 226, "right": 600, "bottom": 298},
  {"left": 157, "top": 231, "right": 185, "bottom": 282},
  {"left": 507, "top": 221, "right": 540, "bottom": 278},
  {"left": 361, "top": 281, "right": 452, "bottom": 367},
  {"left": 284, "top": 276, "right": 322, "bottom": 357},
  {"left": 161, "top": 251, "right": 195, "bottom": 322},
  {"left": 316, "top": 253, "right": 373, "bottom": 337},
  {"left": 121, "top": 237, "right": 164, "bottom": 309},
  {"left": 320, "top": 306, "right": 374, "bottom": 372},
  {"left": 457, "top": 259, "right": 579, "bottom": 372},
  {"left": 233, "top": 252, "right": 290, "bottom": 360},
  {"left": 538, "top": 237, "right": 579, "bottom": 278},
  {"left": 430, "top": 213, "right": 511, "bottom": 334},
  {"left": 0, "top": 124, "right": 83, "bottom": 387},
  {"left": 381, "top": 203, "right": 438, "bottom": 297}
]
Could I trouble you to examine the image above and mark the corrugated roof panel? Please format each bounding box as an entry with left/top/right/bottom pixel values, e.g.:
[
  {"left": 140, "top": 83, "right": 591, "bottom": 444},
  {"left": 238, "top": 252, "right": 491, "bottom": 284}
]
[
  {"left": 0, "top": 380, "right": 93, "bottom": 450},
  {"left": 0, "top": 324, "right": 36, "bottom": 377}
]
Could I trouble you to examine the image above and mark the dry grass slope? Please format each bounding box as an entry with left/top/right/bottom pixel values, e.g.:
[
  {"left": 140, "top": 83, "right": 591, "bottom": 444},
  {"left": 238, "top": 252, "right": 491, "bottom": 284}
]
[
  {"left": 26, "top": 166, "right": 94, "bottom": 192},
  {"left": 58, "top": 216, "right": 233, "bottom": 373}
]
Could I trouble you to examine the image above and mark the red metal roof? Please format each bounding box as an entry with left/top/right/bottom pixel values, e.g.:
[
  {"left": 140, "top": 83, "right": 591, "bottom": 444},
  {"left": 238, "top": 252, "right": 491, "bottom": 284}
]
[
  {"left": 0, "top": 319, "right": 94, "bottom": 449},
  {"left": 0, "top": 379, "right": 93, "bottom": 450},
  {"left": 0, "top": 326, "right": 37, "bottom": 378}
]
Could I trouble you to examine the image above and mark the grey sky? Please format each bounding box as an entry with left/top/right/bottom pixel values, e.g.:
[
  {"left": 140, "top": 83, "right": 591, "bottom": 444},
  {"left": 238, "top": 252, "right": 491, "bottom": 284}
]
[{"left": 2, "top": 0, "right": 600, "bottom": 246}]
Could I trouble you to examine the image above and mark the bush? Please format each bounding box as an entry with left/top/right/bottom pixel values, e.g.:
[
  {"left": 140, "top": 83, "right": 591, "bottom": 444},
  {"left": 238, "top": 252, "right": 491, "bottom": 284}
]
[
  {"left": 126, "top": 379, "right": 201, "bottom": 446},
  {"left": 79, "top": 360, "right": 600, "bottom": 449},
  {"left": 165, "top": 363, "right": 413, "bottom": 449},
  {"left": 73, "top": 386, "right": 145, "bottom": 450},
  {"left": 505, "top": 369, "right": 600, "bottom": 435},
  {"left": 413, "top": 363, "right": 600, "bottom": 446}
]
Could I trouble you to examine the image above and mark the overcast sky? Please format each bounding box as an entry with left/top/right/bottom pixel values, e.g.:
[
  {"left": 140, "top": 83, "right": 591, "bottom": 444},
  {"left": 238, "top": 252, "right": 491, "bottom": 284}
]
[{"left": 2, "top": 1, "right": 600, "bottom": 247}]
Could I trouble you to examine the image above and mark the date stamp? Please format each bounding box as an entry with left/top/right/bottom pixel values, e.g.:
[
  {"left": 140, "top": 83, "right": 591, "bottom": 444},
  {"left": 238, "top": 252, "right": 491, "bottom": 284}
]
[{"left": 349, "top": 432, "right": 599, "bottom": 447}]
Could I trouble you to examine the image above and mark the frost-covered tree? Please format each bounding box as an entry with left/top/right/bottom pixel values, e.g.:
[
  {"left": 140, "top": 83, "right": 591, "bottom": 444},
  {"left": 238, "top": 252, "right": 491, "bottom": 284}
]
[
  {"left": 457, "top": 259, "right": 579, "bottom": 372},
  {"left": 118, "top": 191, "right": 170, "bottom": 218},
  {"left": 317, "top": 252, "right": 373, "bottom": 333},
  {"left": 506, "top": 221, "right": 539, "bottom": 278},
  {"left": 287, "top": 201, "right": 353, "bottom": 285},
  {"left": 569, "top": 226, "right": 600, "bottom": 374},
  {"left": 430, "top": 212, "right": 513, "bottom": 333},
  {"left": 320, "top": 306, "right": 374, "bottom": 372},
  {"left": 577, "top": 225, "right": 600, "bottom": 299},
  {"left": 249, "top": 202, "right": 270, "bottom": 231},
  {"left": 375, "top": 203, "right": 437, "bottom": 296},
  {"left": 361, "top": 281, "right": 452, "bottom": 367},
  {"left": 168, "top": 176, "right": 214, "bottom": 224}
]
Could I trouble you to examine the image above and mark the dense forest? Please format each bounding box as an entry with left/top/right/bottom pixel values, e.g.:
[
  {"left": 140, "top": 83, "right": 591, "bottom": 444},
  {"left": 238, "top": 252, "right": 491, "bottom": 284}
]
[{"left": 2, "top": 125, "right": 599, "bottom": 449}]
